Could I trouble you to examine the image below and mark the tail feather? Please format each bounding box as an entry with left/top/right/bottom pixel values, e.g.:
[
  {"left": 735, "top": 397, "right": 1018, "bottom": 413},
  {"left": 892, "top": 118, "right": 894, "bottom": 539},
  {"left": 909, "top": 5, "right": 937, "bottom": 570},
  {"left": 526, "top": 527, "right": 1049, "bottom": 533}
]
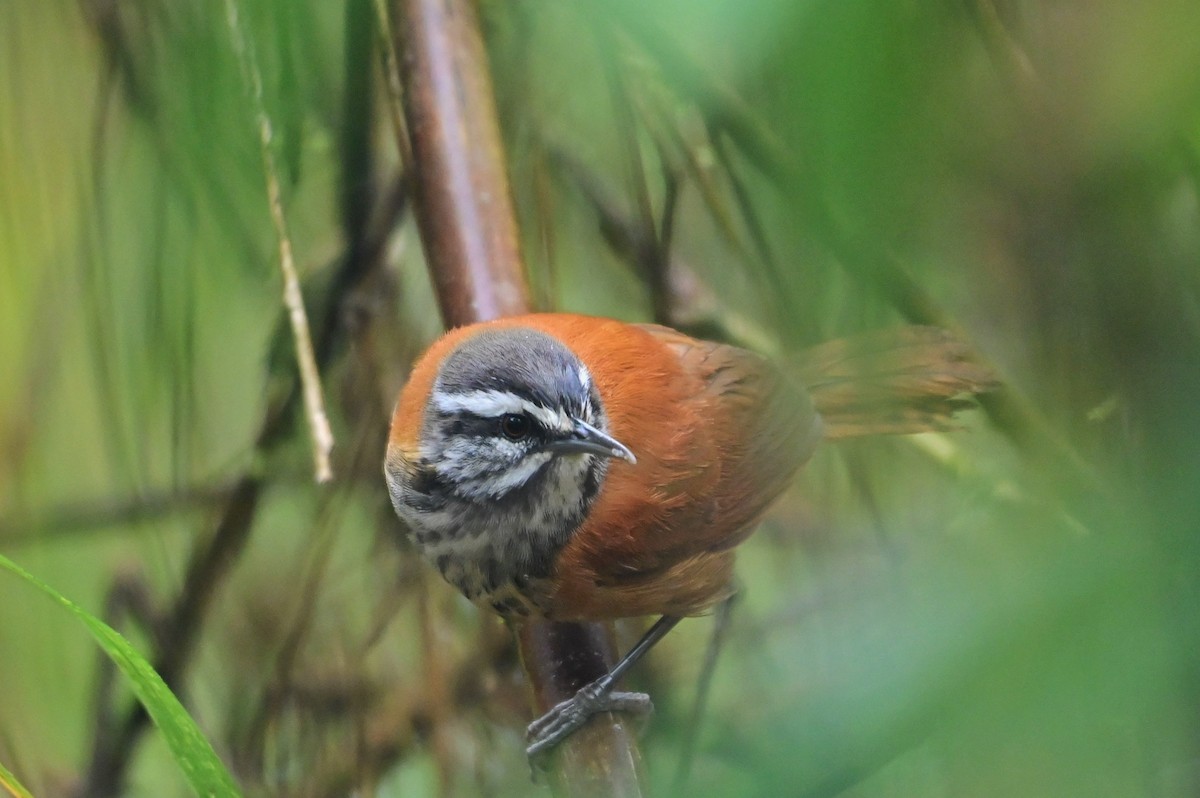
[{"left": 794, "top": 326, "right": 998, "bottom": 440}]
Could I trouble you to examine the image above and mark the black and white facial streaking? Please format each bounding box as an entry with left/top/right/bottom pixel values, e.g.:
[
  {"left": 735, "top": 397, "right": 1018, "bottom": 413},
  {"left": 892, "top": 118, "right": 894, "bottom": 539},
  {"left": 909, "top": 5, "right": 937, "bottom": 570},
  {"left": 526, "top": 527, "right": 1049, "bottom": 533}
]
[{"left": 385, "top": 327, "right": 635, "bottom": 615}]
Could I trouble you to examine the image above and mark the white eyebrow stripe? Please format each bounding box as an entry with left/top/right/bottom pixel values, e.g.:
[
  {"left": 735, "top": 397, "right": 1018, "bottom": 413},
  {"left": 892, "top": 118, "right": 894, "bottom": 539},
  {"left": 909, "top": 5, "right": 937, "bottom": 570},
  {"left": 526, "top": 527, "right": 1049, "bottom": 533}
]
[
  {"left": 434, "top": 389, "right": 538, "bottom": 418},
  {"left": 433, "top": 389, "right": 567, "bottom": 430}
]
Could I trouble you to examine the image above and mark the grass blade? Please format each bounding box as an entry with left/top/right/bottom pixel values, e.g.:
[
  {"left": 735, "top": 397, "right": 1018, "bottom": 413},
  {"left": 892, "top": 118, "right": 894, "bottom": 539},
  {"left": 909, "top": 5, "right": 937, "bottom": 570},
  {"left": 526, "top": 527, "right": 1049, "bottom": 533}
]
[{"left": 0, "top": 553, "right": 240, "bottom": 797}]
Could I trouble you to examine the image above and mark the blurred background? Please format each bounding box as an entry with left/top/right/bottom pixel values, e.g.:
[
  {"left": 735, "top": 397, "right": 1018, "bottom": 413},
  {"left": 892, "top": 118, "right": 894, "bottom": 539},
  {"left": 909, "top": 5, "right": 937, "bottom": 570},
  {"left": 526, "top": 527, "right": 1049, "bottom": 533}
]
[{"left": 3, "top": 0, "right": 1200, "bottom": 795}]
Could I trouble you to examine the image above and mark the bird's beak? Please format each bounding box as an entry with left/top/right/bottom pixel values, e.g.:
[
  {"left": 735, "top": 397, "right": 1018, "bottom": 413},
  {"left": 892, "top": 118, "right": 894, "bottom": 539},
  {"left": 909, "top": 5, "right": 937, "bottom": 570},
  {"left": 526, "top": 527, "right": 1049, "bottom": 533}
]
[{"left": 546, "top": 419, "right": 637, "bottom": 464}]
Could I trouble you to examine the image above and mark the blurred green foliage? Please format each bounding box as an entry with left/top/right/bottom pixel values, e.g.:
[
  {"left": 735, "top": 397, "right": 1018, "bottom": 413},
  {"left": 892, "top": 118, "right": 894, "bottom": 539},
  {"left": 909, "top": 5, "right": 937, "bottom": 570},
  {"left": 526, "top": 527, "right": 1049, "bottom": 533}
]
[{"left": 3, "top": 0, "right": 1200, "bottom": 795}]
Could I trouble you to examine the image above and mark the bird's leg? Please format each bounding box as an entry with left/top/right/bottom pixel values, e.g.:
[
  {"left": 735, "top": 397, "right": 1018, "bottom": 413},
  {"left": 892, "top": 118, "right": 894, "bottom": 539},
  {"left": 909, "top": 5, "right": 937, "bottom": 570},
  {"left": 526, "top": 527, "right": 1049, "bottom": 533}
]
[{"left": 526, "top": 615, "right": 682, "bottom": 761}]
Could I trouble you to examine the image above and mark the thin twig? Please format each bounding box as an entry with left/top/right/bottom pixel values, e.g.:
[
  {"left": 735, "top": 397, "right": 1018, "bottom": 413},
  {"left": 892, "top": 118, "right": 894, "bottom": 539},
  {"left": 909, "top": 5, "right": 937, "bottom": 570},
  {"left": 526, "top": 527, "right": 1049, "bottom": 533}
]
[
  {"left": 637, "top": 95, "right": 745, "bottom": 256},
  {"left": 544, "top": 143, "right": 751, "bottom": 344},
  {"left": 672, "top": 592, "right": 737, "bottom": 793},
  {"left": 224, "top": 0, "right": 335, "bottom": 484},
  {"left": 0, "top": 482, "right": 247, "bottom": 547},
  {"left": 706, "top": 123, "right": 788, "bottom": 316},
  {"left": 594, "top": 21, "right": 671, "bottom": 325},
  {"left": 370, "top": 0, "right": 414, "bottom": 166}
]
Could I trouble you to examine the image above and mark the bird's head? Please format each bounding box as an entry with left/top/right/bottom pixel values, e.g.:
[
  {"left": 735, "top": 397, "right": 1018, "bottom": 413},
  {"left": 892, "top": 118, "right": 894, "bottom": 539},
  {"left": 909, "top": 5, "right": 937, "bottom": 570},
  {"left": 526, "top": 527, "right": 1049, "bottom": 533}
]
[{"left": 385, "top": 327, "right": 635, "bottom": 550}]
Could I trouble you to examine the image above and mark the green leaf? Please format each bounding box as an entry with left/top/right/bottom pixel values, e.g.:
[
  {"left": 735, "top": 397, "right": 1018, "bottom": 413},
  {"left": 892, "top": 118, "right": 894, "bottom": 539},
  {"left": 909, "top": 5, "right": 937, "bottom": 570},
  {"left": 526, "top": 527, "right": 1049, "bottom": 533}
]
[
  {"left": 0, "top": 757, "right": 35, "bottom": 798},
  {"left": 0, "top": 553, "right": 241, "bottom": 797}
]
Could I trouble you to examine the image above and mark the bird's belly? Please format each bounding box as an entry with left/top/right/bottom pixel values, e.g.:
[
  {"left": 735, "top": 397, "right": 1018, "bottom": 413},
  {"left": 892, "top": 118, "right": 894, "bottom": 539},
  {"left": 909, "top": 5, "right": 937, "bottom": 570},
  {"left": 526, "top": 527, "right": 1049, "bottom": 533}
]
[{"left": 410, "top": 507, "right": 567, "bottom": 618}]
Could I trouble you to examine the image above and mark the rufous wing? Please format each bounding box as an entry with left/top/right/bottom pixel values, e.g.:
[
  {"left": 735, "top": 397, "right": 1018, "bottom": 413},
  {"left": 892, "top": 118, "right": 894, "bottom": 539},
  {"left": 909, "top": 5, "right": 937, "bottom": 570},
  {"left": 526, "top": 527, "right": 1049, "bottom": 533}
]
[
  {"left": 529, "top": 316, "right": 820, "bottom": 618},
  {"left": 638, "top": 324, "right": 823, "bottom": 549}
]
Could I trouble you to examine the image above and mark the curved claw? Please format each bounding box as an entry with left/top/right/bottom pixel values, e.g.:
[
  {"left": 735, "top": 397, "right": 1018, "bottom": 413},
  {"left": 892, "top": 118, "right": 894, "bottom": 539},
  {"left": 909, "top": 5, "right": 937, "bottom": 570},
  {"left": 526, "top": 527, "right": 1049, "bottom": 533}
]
[{"left": 526, "top": 680, "right": 653, "bottom": 763}]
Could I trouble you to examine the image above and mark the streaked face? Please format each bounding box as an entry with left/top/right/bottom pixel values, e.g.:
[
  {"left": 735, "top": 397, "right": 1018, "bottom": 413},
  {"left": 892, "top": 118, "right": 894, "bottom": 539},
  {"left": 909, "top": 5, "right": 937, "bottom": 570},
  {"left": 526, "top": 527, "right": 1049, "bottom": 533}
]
[{"left": 421, "top": 328, "right": 630, "bottom": 502}]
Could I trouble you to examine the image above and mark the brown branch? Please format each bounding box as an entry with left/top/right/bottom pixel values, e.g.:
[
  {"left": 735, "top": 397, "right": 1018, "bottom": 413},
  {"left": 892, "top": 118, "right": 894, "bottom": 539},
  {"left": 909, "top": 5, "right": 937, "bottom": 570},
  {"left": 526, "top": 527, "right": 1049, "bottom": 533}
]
[
  {"left": 393, "top": 0, "right": 644, "bottom": 793},
  {"left": 0, "top": 481, "right": 248, "bottom": 547},
  {"left": 519, "top": 623, "right": 645, "bottom": 795},
  {"left": 396, "top": 0, "right": 528, "bottom": 326}
]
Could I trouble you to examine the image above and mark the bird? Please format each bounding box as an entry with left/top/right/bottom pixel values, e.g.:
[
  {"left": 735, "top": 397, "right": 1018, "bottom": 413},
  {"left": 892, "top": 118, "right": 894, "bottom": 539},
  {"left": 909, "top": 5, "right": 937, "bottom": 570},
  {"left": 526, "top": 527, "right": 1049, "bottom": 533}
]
[{"left": 384, "top": 312, "right": 993, "bottom": 758}]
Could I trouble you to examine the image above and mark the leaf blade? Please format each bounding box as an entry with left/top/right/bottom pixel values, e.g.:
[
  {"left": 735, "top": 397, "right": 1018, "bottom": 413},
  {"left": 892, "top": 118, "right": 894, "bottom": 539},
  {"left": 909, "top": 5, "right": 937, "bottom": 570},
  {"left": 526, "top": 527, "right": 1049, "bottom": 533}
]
[{"left": 0, "top": 553, "right": 240, "bottom": 798}]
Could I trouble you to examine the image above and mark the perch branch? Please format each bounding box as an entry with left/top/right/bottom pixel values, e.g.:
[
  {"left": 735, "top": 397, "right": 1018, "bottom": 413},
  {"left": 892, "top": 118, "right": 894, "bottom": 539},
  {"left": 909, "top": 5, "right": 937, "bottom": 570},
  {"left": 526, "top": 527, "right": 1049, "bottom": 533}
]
[{"left": 393, "top": 0, "right": 644, "bottom": 792}]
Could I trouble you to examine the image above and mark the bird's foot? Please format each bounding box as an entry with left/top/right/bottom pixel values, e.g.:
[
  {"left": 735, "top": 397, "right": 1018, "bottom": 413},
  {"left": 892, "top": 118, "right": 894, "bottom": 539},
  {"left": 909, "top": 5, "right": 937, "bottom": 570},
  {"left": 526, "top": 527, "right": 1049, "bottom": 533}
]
[{"left": 526, "top": 679, "right": 652, "bottom": 763}]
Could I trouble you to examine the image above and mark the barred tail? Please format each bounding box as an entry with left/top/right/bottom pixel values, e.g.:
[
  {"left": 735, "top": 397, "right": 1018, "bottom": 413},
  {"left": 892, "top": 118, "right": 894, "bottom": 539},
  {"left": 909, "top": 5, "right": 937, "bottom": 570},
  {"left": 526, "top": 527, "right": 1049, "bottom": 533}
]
[{"left": 794, "top": 326, "right": 999, "bottom": 441}]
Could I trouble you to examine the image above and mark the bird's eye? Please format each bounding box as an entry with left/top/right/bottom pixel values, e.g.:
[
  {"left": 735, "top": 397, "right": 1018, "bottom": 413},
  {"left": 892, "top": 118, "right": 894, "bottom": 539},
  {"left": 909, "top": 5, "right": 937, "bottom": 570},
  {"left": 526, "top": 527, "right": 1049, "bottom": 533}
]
[{"left": 499, "top": 413, "right": 531, "bottom": 441}]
